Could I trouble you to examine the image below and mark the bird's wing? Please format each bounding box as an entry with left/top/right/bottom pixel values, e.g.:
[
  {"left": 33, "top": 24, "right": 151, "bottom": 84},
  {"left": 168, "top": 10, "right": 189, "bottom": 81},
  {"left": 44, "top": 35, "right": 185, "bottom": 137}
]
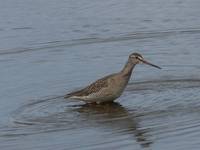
[{"left": 65, "top": 74, "right": 113, "bottom": 98}]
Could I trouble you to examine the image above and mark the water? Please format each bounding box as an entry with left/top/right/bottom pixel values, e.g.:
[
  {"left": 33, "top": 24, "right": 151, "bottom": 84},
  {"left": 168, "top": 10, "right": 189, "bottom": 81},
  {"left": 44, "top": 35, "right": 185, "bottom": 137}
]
[{"left": 0, "top": 0, "right": 200, "bottom": 149}]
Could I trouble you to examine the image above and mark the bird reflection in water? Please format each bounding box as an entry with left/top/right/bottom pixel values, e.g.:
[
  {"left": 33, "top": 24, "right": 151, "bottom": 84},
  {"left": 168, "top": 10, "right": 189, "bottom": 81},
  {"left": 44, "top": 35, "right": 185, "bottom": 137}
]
[{"left": 74, "top": 102, "right": 153, "bottom": 148}]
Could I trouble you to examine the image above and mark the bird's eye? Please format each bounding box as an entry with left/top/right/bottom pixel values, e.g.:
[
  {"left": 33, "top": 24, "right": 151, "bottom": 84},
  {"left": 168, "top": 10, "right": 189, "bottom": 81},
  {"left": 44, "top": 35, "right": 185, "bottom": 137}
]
[{"left": 135, "top": 56, "right": 140, "bottom": 59}]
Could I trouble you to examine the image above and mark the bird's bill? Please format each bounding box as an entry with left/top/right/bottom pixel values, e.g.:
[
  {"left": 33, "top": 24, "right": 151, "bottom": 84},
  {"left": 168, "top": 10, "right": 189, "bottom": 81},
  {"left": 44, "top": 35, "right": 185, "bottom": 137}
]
[{"left": 141, "top": 59, "right": 161, "bottom": 69}]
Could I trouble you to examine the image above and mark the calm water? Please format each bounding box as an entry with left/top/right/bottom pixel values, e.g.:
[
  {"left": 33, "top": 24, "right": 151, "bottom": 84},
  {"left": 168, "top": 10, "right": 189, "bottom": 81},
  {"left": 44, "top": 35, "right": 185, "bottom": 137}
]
[{"left": 1, "top": 0, "right": 200, "bottom": 150}]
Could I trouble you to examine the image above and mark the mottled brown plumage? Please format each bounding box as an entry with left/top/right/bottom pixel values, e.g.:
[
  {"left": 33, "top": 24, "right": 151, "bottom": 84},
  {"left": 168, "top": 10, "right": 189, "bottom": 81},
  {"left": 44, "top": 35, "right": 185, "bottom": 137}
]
[
  {"left": 65, "top": 75, "right": 111, "bottom": 97},
  {"left": 65, "top": 53, "right": 161, "bottom": 103}
]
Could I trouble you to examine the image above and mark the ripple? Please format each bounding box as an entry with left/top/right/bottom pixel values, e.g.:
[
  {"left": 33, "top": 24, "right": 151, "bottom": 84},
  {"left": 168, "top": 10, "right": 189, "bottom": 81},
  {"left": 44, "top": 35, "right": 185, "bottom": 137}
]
[
  {"left": 127, "top": 78, "right": 200, "bottom": 92},
  {"left": 12, "top": 27, "right": 33, "bottom": 31},
  {"left": 1, "top": 27, "right": 200, "bottom": 55},
  {"left": 10, "top": 79, "right": 200, "bottom": 125},
  {"left": 1, "top": 78, "right": 200, "bottom": 149}
]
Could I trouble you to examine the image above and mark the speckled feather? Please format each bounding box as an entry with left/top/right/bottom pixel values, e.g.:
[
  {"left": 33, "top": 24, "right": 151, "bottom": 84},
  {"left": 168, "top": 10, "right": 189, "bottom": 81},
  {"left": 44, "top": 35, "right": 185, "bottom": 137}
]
[{"left": 65, "top": 74, "right": 113, "bottom": 97}]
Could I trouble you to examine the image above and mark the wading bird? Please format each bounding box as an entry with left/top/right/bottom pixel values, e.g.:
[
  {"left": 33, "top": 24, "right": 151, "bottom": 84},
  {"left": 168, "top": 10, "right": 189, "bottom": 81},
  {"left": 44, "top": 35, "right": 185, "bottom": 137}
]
[{"left": 65, "top": 53, "right": 161, "bottom": 104}]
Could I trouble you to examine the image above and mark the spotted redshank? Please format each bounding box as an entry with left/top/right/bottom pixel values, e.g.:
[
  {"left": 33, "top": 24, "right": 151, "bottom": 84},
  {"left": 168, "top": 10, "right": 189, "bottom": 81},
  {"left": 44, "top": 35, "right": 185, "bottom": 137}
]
[{"left": 65, "top": 53, "right": 161, "bottom": 103}]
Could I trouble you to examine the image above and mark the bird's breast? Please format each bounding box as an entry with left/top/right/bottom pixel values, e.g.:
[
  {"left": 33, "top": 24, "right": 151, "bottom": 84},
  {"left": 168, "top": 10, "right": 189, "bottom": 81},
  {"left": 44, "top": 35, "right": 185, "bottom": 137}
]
[{"left": 108, "top": 76, "right": 129, "bottom": 97}]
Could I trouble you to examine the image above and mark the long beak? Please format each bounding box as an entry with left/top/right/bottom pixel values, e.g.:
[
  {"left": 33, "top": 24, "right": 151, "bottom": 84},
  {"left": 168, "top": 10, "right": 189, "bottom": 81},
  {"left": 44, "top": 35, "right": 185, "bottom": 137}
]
[{"left": 141, "top": 59, "right": 161, "bottom": 69}]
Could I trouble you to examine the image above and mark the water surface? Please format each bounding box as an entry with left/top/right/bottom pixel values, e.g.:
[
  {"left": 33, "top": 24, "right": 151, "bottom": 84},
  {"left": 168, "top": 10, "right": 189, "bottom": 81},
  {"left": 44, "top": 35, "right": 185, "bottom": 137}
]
[{"left": 1, "top": 0, "right": 200, "bottom": 150}]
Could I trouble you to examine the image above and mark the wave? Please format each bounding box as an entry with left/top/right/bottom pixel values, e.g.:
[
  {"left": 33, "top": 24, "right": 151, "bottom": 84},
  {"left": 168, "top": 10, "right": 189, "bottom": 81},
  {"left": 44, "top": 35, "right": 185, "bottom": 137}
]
[{"left": 1, "top": 27, "right": 200, "bottom": 55}]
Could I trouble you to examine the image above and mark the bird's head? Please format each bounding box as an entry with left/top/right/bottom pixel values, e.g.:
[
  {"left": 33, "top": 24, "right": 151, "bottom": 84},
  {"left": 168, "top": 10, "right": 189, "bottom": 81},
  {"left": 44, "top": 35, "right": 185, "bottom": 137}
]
[{"left": 129, "top": 52, "right": 161, "bottom": 69}]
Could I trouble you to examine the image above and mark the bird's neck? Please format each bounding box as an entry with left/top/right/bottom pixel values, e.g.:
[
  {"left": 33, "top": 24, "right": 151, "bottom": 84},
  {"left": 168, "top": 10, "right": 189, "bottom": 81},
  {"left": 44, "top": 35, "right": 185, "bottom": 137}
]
[{"left": 121, "top": 59, "right": 136, "bottom": 77}]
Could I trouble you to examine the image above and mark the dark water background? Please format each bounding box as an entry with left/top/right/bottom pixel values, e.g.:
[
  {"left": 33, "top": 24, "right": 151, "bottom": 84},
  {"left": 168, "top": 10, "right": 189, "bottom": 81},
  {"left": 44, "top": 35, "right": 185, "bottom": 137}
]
[{"left": 1, "top": 0, "right": 200, "bottom": 149}]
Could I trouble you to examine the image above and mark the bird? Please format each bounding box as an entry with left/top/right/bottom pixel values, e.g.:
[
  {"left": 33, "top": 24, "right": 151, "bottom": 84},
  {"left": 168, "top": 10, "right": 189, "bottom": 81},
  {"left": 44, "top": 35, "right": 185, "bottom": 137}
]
[{"left": 65, "top": 52, "right": 161, "bottom": 104}]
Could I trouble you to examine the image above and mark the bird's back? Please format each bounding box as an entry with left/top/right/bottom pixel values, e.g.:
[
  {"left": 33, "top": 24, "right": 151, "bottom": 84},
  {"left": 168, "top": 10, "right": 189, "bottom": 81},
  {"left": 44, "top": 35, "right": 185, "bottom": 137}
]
[{"left": 65, "top": 72, "right": 131, "bottom": 103}]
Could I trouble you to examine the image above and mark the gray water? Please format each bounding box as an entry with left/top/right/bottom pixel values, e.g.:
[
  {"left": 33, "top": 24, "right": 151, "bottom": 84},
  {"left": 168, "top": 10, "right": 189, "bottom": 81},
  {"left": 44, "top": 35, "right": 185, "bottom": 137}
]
[{"left": 1, "top": 0, "right": 200, "bottom": 149}]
